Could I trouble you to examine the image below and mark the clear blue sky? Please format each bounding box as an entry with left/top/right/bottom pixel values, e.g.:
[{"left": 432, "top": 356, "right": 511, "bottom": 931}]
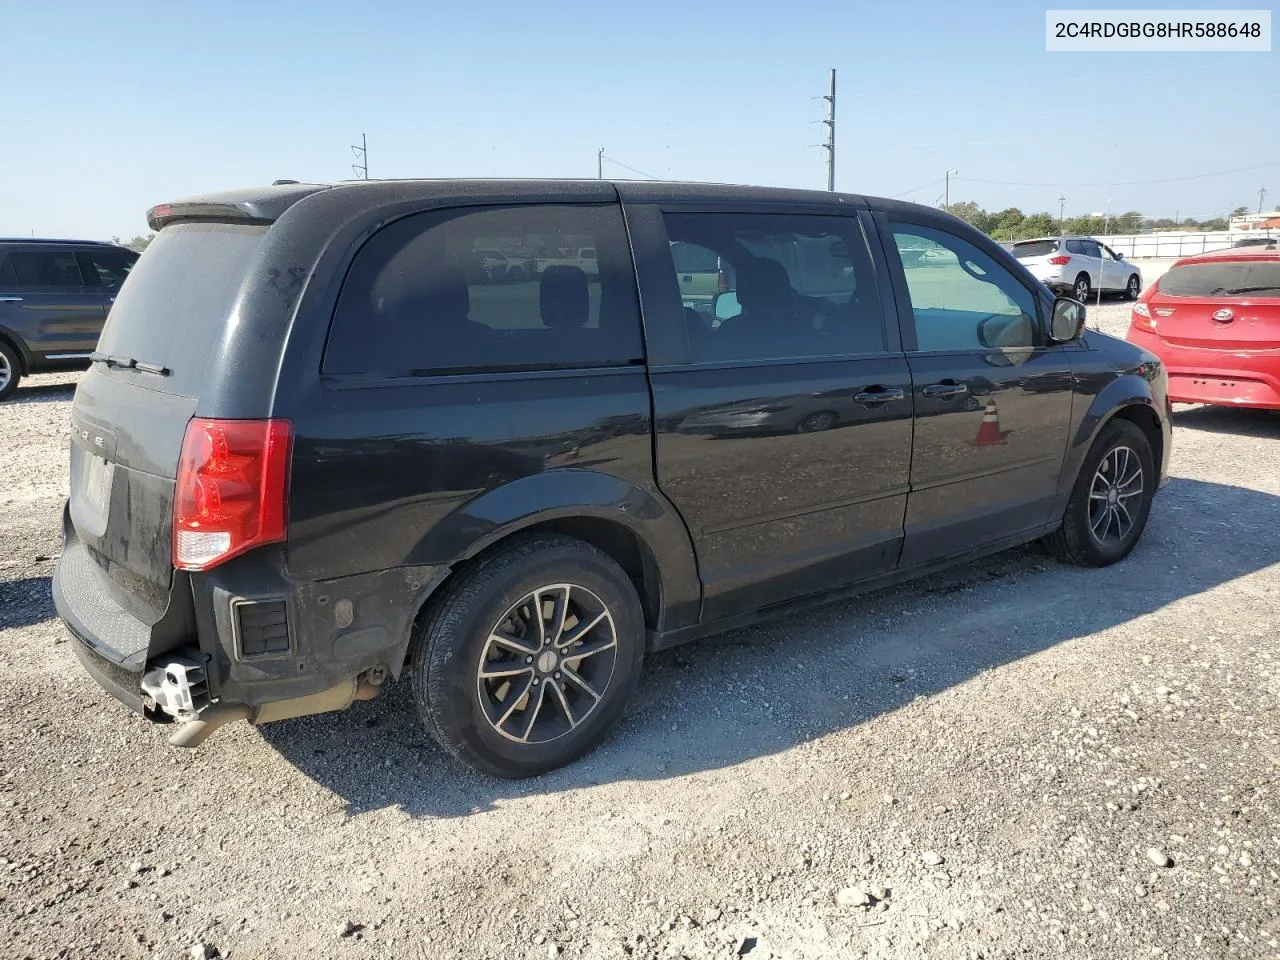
[{"left": 4, "top": 0, "right": 1277, "bottom": 239}]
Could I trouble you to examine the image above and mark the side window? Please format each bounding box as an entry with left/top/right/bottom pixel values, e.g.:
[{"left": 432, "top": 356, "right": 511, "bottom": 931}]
[
  {"left": 9, "top": 251, "right": 84, "bottom": 288},
  {"left": 325, "top": 204, "right": 643, "bottom": 375},
  {"left": 1064, "top": 239, "right": 1082, "bottom": 255},
  {"left": 1079, "top": 240, "right": 1101, "bottom": 258},
  {"left": 662, "top": 211, "right": 885, "bottom": 362},
  {"left": 0, "top": 255, "right": 17, "bottom": 288},
  {"left": 890, "top": 222, "right": 1038, "bottom": 352},
  {"left": 80, "top": 248, "right": 138, "bottom": 291}
]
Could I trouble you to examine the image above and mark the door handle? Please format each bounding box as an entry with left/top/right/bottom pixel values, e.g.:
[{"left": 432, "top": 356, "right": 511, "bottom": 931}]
[
  {"left": 922, "top": 381, "right": 969, "bottom": 399},
  {"left": 0, "top": 297, "right": 23, "bottom": 303},
  {"left": 853, "top": 386, "right": 906, "bottom": 405}
]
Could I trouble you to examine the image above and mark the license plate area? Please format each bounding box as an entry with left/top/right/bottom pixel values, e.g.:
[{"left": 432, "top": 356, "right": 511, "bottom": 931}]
[{"left": 72, "top": 449, "right": 114, "bottom": 538}]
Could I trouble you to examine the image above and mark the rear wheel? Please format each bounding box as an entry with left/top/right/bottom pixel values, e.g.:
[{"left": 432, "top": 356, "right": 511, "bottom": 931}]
[
  {"left": 1126, "top": 274, "right": 1141, "bottom": 300},
  {"left": 1045, "top": 419, "right": 1155, "bottom": 567},
  {"left": 411, "top": 534, "right": 644, "bottom": 778},
  {"left": 1072, "top": 273, "right": 1091, "bottom": 303},
  {"left": 0, "top": 341, "right": 21, "bottom": 401}
]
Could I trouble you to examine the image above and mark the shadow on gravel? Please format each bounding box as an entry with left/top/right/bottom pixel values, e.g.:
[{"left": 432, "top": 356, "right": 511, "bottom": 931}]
[
  {"left": 0, "top": 576, "right": 55, "bottom": 628},
  {"left": 1172, "top": 405, "right": 1280, "bottom": 440},
  {"left": 260, "top": 475, "right": 1280, "bottom": 818},
  {"left": 11, "top": 381, "right": 77, "bottom": 404}
]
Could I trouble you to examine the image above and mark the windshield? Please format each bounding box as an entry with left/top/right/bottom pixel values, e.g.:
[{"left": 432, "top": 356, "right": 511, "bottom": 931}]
[
  {"left": 95, "top": 222, "right": 269, "bottom": 396},
  {"left": 1159, "top": 260, "right": 1280, "bottom": 298},
  {"left": 1012, "top": 240, "right": 1059, "bottom": 259}
]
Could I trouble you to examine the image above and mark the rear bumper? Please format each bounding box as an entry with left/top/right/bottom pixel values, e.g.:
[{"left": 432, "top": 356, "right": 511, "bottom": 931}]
[
  {"left": 54, "top": 502, "right": 450, "bottom": 737},
  {"left": 1127, "top": 327, "right": 1280, "bottom": 409}
]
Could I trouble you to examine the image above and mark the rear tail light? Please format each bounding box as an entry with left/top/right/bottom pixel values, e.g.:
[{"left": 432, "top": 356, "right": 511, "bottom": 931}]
[
  {"left": 1130, "top": 301, "right": 1157, "bottom": 334},
  {"left": 1048, "top": 255, "right": 1071, "bottom": 265},
  {"left": 173, "top": 418, "right": 293, "bottom": 571}
]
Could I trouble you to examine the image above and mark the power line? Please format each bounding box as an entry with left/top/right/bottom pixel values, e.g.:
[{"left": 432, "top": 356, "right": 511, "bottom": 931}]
[
  {"left": 957, "top": 159, "right": 1280, "bottom": 189},
  {"left": 599, "top": 155, "right": 662, "bottom": 181},
  {"left": 887, "top": 177, "right": 944, "bottom": 199}
]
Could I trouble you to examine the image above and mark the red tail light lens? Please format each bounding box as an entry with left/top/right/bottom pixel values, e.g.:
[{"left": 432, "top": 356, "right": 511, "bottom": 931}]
[
  {"left": 1048, "top": 255, "right": 1071, "bottom": 265},
  {"left": 173, "top": 418, "right": 292, "bottom": 571},
  {"left": 716, "top": 269, "right": 729, "bottom": 293},
  {"left": 1129, "top": 301, "right": 1157, "bottom": 334}
]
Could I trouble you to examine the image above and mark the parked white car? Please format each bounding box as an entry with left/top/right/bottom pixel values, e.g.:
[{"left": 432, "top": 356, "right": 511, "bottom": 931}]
[{"left": 1011, "top": 236, "right": 1142, "bottom": 302}]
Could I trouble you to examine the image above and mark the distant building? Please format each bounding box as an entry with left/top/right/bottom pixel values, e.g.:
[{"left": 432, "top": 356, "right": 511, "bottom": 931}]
[{"left": 1229, "top": 210, "right": 1280, "bottom": 231}]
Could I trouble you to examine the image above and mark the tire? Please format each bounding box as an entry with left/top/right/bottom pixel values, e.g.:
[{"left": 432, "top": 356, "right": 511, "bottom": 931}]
[
  {"left": 1125, "top": 274, "right": 1141, "bottom": 300},
  {"left": 0, "top": 340, "right": 21, "bottom": 402},
  {"left": 1045, "top": 418, "right": 1155, "bottom": 567},
  {"left": 1072, "top": 273, "right": 1091, "bottom": 303},
  {"left": 410, "top": 534, "right": 644, "bottom": 778}
]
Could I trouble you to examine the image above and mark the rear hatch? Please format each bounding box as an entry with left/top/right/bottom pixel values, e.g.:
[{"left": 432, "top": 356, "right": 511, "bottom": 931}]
[
  {"left": 1010, "top": 239, "right": 1063, "bottom": 279},
  {"left": 60, "top": 221, "right": 271, "bottom": 665},
  {"left": 1149, "top": 257, "right": 1280, "bottom": 348}
]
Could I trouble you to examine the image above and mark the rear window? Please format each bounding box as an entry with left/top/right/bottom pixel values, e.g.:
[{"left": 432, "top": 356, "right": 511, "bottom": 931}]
[
  {"left": 95, "top": 222, "right": 268, "bottom": 396},
  {"left": 1012, "top": 240, "right": 1059, "bottom": 259},
  {"left": 325, "top": 203, "right": 643, "bottom": 376},
  {"left": 1159, "top": 260, "right": 1280, "bottom": 298},
  {"left": 9, "top": 250, "right": 84, "bottom": 287}
]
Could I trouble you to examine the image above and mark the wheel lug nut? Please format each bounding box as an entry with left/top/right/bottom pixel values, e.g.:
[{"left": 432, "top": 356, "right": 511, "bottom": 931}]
[
  {"left": 525, "top": 656, "right": 533, "bottom": 664},
  {"left": 532, "top": 678, "right": 540, "bottom": 685},
  {"left": 554, "top": 672, "right": 561, "bottom": 680}
]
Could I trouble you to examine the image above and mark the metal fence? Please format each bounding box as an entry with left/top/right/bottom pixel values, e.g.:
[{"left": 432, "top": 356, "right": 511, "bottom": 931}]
[{"left": 1093, "top": 231, "right": 1274, "bottom": 259}]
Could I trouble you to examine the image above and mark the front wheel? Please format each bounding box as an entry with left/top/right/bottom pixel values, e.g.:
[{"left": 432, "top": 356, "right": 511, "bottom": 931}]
[
  {"left": 1045, "top": 418, "right": 1155, "bottom": 567},
  {"left": 411, "top": 534, "right": 644, "bottom": 778},
  {"left": 1126, "top": 274, "right": 1141, "bottom": 300}
]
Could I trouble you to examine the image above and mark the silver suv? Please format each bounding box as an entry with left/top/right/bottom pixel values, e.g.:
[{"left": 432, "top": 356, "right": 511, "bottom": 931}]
[{"left": 1011, "top": 236, "right": 1142, "bottom": 303}]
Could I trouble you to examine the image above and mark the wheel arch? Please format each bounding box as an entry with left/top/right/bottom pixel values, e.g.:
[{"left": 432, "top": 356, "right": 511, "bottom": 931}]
[
  {"left": 0, "top": 326, "right": 31, "bottom": 375},
  {"left": 394, "top": 469, "right": 701, "bottom": 673},
  {"left": 1055, "top": 373, "right": 1165, "bottom": 517}
]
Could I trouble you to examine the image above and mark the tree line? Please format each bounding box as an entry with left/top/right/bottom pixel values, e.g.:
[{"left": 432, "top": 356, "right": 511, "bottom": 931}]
[{"left": 941, "top": 202, "right": 1250, "bottom": 241}]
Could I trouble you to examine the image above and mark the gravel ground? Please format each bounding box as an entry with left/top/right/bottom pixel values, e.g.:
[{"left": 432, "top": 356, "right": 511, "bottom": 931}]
[{"left": 2, "top": 284, "right": 1278, "bottom": 960}]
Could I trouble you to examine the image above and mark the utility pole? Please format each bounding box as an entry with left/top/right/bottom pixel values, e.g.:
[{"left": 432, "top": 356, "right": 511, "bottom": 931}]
[
  {"left": 821, "top": 69, "right": 836, "bottom": 192},
  {"left": 351, "top": 133, "right": 368, "bottom": 180},
  {"left": 1259, "top": 185, "right": 1269, "bottom": 213},
  {"left": 943, "top": 169, "right": 958, "bottom": 209},
  {"left": 1058, "top": 194, "right": 1066, "bottom": 233},
  {"left": 598, "top": 147, "right": 604, "bottom": 180}
]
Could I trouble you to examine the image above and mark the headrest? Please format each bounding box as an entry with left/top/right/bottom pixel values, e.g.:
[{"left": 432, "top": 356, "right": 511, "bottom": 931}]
[
  {"left": 540, "top": 265, "right": 589, "bottom": 329},
  {"left": 736, "top": 257, "right": 791, "bottom": 310}
]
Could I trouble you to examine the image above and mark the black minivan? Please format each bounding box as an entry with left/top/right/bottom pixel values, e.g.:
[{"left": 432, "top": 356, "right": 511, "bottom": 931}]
[{"left": 53, "top": 180, "right": 1171, "bottom": 778}]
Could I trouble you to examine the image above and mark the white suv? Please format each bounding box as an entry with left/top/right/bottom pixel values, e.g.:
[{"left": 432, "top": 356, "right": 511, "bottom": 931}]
[{"left": 1011, "top": 236, "right": 1142, "bottom": 302}]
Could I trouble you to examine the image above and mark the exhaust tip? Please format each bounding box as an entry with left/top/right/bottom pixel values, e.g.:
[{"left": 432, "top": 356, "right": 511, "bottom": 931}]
[{"left": 167, "top": 704, "right": 252, "bottom": 748}]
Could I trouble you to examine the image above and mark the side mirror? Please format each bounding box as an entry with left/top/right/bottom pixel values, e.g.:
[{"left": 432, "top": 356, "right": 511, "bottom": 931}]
[
  {"left": 1115, "top": 251, "right": 1124, "bottom": 260},
  {"left": 712, "top": 290, "right": 741, "bottom": 323},
  {"left": 1050, "top": 296, "right": 1087, "bottom": 343}
]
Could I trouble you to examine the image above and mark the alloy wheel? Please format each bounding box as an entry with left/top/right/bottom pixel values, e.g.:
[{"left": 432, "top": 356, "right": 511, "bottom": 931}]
[
  {"left": 475, "top": 583, "right": 617, "bottom": 744},
  {"left": 1127, "top": 275, "right": 1140, "bottom": 299},
  {"left": 1088, "top": 445, "right": 1144, "bottom": 546},
  {"left": 1074, "top": 278, "right": 1089, "bottom": 302},
  {"left": 0, "top": 352, "right": 10, "bottom": 393}
]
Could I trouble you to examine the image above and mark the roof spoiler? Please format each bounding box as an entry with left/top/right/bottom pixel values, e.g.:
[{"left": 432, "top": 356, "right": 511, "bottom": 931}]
[{"left": 146, "top": 183, "right": 331, "bottom": 231}]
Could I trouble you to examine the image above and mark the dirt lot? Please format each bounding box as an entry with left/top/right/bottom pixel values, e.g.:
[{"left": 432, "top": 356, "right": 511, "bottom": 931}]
[{"left": 2, "top": 291, "right": 1278, "bottom": 960}]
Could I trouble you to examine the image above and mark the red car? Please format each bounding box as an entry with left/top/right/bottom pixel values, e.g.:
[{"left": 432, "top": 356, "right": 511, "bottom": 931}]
[{"left": 1126, "top": 248, "right": 1280, "bottom": 409}]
